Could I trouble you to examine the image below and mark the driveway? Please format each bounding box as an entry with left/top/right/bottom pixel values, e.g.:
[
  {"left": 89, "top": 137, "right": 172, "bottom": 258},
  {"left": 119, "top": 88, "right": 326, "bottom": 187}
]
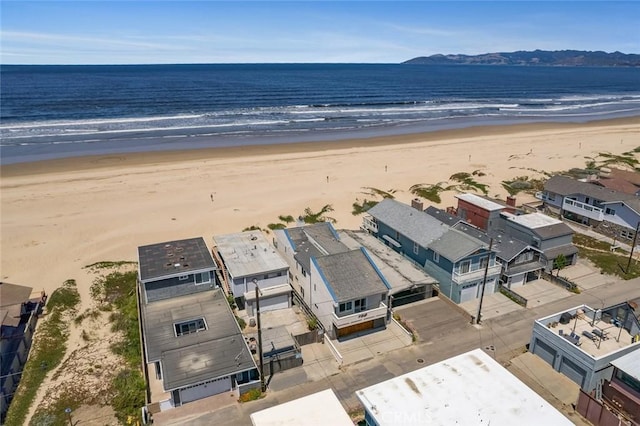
[{"left": 394, "top": 297, "right": 473, "bottom": 344}]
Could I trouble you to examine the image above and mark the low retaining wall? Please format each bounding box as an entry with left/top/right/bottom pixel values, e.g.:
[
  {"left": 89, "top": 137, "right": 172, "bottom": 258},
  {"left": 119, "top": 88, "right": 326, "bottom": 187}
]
[{"left": 499, "top": 284, "right": 528, "bottom": 307}]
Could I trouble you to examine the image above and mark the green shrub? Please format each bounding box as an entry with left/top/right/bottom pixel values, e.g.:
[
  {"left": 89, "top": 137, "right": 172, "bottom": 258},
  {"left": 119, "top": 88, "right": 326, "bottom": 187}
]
[{"left": 238, "top": 388, "right": 263, "bottom": 403}]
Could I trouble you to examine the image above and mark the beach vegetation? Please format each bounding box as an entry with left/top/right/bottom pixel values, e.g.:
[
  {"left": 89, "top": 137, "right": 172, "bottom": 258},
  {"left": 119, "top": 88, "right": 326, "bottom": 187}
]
[
  {"left": 352, "top": 199, "right": 379, "bottom": 215},
  {"left": 409, "top": 182, "right": 453, "bottom": 204},
  {"left": 84, "top": 260, "right": 137, "bottom": 271},
  {"left": 89, "top": 266, "right": 145, "bottom": 424},
  {"left": 301, "top": 204, "right": 336, "bottom": 224},
  {"left": 243, "top": 225, "right": 263, "bottom": 232},
  {"left": 597, "top": 151, "right": 639, "bottom": 169},
  {"left": 278, "top": 214, "right": 295, "bottom": 224},
  {"left": 450, "top": 172, "right": 489, "bottom": 195},
  {"left": 4, "top": 280, "right": 80, "bottom": 426},
  {"left": 501, "top": 175, "right": 546, "bottom": 196},
  {"left": 267, "top": 222, "right": 286, "bottom": 230},
  {"left": 573, "top": 233, "right": 617, "bottom": 252},
  {"left": 361, "top": 187, "right": 396, "bottom": 199}
]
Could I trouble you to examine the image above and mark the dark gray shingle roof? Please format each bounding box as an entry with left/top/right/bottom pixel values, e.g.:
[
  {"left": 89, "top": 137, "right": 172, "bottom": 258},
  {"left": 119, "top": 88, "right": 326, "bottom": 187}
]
[
  {"left": 138, "top": 237, "right": 215, "bottom": 282},
  {"left": 314, "top": 249, "right": 389, "bottom": 302},
  {"left": 367, "top": 199, "right": 448, "bottom": 247},
  {"left": 545, "top": 175, "right": 633, "bottom": 203},
  {"left": 425, "top": 206, "right": 463, "bottom": 226},
  {"left": 286, "top": 223, "right": 349, "bottom": 272},
  {"left": 141, "top": 288, "right": 255, "bottom": 391}
]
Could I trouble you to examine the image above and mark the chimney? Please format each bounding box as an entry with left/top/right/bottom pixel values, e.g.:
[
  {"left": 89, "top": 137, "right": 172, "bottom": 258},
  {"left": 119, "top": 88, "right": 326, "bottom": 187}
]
[
  {"left": 446, "top": 206, "right": 457, "bottom": 216},
  {"left": 505, "top": 196, "right": 516, "bottom": 214},
  {"left": 411, "top": 198, "right": 424, "bottom": 211}
]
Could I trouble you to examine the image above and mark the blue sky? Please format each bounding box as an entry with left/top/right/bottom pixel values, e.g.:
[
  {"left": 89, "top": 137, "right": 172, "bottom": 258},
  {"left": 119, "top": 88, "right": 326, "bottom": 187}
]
[{"left": 2, "top": 1, "right": 639, "bottom": 64}]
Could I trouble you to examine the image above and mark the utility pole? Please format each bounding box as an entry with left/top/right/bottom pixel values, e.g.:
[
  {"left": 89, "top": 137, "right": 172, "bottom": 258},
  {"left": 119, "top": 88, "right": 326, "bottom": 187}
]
[
  {"left": 475, "top": 238, "right": 494, "bottom": 325},
  {"left": 255, "top": 283, "right": 266, "bottom": 392},
  {"left": 626, "top": 221, "right": 640, "bottom": 274}
]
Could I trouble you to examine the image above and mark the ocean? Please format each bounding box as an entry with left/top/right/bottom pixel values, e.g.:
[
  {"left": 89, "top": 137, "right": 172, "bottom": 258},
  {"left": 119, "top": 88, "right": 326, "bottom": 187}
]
[{"left": 1, "top": 64, "right": 639, "bottom": 164}]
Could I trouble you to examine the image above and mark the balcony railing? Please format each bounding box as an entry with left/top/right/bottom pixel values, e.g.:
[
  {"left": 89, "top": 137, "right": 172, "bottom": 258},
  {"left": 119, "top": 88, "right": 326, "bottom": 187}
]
[
  {"left": 453, "top": 264, "right": 502, "bottom": 283},
  {"left": 361, "top": 216, "right": 378, "bottom": 233},
  {"left": 563, "top": 198, "right": 604, "bottom": 221},
  {"left": 332, "top": 301, "right": 387, "bottom": 328},
  {"left": 535, "top": 191, "right": 556, "bottom": 203}
]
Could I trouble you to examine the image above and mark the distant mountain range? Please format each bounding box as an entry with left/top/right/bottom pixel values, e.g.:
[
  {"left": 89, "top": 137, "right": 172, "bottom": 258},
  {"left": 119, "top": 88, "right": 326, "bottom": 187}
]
[{"left": 403, "top": 50, "right": 640, "bottom": 67}]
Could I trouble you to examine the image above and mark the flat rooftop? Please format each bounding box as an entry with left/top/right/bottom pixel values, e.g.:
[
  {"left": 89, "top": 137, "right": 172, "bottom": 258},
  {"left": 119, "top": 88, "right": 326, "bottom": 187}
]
[
  {"left": 138, "top": 237, "right": 215, "bottom": 282},
  {"left": 214, "top": 231, "right": 288, "bottom": 278},
  {"left": 339, "top": 230, "right": 437, "bottom": 293},
  {"left": 356, "top": 348, "right": 573, "bottom": 426},
  {"left": 250, "top": 389, "right": 352, "bottom": 426},
  {"left": 140, "top": 288, "right": 255, "bottom": 391},
  {"left": 456, "top": 193, "right": 505, "bottom": 211},
  {"left": 537, "top": 305, "right": 637, "bottom": 358},
  {"left": 502, "top": 211, "right": 562, "bottom": 228}
]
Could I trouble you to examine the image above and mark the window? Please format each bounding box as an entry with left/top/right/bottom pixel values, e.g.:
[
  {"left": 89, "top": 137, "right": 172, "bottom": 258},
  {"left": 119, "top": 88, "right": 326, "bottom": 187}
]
[
  {"left": 395, "top": 231, "right": 400, "bottom": 240},
  {"left": 605, "top": 207, "right": 616, "bottom": 215},
  {"left": 174, "top": 318, "right": 207, "bottom": 336},
  {"left": 354, "top": 298, "right": 367, "bottom": 312},
  {"left": 433, "top": 252, "right": 440, "bottom": 263},
  {"left": 179, "top": 275, "right": 189, "bottom": 281},
  {"left": 459, "top": 260, "right": 470, "bottom": 274},
  {"left": 339, "top": 301, "right": 353, "bottom": 312},
  {"left": 195, "top": 272, "right": 210, "bottom": 285},
  {"left": 479, "top": 256, "right": 488, "bottom": 269},
  {"left": 413, "top": 242, "right": 419, "bottom": 255},
  {"left": 621, "top": 229, "right": 634, "bottom": 240}
]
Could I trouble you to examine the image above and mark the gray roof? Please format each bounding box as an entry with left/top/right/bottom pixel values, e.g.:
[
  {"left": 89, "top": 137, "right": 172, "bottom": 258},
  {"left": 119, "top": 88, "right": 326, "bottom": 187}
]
[
  {"left": 314, "top": 249, "right": 390, "bottom": 303},
  {"left": 545, "top": 175, "right": 633, "bottom": 203},
  {"left": 214, "top": 231, "right": 288, "bottom": 279},
  {"left": 429, "top": 228, "right": 488, "bottom": 262},
  {"left": 140, "top": 288, "right": 255, "bottom": 391},
  {"left": 138, "top": 237, "right": 216, "bottom": 282},
  {"left": 285, "top": 223, "right": 349, "bottom": 272},
  {"left": 610, "top": 349, "right": 640, "bottom": 381},
  {"left": 453, "top": 222, "right": 537, "bottom": 262},
  {"left": 367, "top": 199, "right": 448, "bottom": 248},
  {"left": 424, "top": 206, "right": 463, "bottom": 226},
  {"left": 533, "top": 222, "right": 574, "bottom": 239},
  {"left": 543, "top": 244, "right": 579, "bottom": 260},
  {"left": 0, "top": 282, "right": 33, "bottom": 308}
]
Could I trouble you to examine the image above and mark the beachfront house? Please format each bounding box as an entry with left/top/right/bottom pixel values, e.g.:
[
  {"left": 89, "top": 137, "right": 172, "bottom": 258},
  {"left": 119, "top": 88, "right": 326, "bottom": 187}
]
[
  {"left": 364, "top": 199, "right": 500, "bottom": 304},
  {"left": 495, "top": 211, "right": 577, "bottom": 273},
  {"left": 137, "top": 237, "right": 259, "bottom": 411},
  {"left": 1, "top": 283, "right": 46, "bottom": 423},
  {"left": 212, "top": 231, "right": 291, "bottom": 316},
  {"left": 529, "top": 302, "right": 640, "bottom": 392},
  {"left": 426, "top": 207, "right": 545, "bottom": 289},
  {"left": 538, "top": 175, "right": 640, "bottom": 242},
  {"left": 273, "top": 223, "right": 392, "bottom": 339},
  {"left": 356, "top": 348, "right": 573, "bottom": 426}
]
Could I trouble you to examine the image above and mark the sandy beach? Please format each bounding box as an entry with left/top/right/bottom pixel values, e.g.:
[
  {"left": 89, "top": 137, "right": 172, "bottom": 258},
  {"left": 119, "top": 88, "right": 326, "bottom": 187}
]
[
  {"left": 2, "top": 118, "right": 640, "bottom": 295},
  {"left": 1, "top": 118, "right": 639, "bottom": 422}
]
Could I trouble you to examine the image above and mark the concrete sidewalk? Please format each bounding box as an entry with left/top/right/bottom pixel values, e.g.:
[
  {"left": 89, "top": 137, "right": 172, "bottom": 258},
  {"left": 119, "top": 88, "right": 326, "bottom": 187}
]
[{"left": 513, "top": 279, "right": 572, "bottom": 308}]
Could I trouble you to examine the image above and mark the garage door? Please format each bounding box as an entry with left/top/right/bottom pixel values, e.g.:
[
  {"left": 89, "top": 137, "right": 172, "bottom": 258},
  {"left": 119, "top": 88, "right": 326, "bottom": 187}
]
[
  {"left": 559, "top": 357, "right": 586, "bottom": 388},
  {"left": 260, "top": 294, "right": 290, "bottom": 312},
  {"left": 337, "top": 320, "right": 374, "bottom": 338},
  {"left": 533, "top": 339, "right": 556, "bottom": 367},
  {"left": 459, "top": 283, "right": 478, "bottom": 303},
  {"left": 180, "top": 376, "right": 231, "bottom": 404}
]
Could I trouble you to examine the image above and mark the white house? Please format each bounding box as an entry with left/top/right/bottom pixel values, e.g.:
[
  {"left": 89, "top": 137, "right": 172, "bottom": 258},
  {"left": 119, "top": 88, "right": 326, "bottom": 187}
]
[
  {"left": 213, "top": 231, "right": 291, "bottom": 316},
  {"left": 274, "top": 223, "right": 391, "bottom": 339}
]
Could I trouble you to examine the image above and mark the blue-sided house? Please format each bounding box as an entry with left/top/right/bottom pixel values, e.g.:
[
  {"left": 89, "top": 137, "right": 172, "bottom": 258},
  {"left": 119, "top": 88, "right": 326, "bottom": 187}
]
[{"left": 364, "top": 199, "right": 500, "bottom": 304}]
